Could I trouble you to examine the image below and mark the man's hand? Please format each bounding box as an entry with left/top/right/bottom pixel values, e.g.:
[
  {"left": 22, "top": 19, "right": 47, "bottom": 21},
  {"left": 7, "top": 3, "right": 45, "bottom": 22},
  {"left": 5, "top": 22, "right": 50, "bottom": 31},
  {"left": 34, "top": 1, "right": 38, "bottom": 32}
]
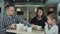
[{"left": 10, "top": 24, "right": 16, "bottom": 29}]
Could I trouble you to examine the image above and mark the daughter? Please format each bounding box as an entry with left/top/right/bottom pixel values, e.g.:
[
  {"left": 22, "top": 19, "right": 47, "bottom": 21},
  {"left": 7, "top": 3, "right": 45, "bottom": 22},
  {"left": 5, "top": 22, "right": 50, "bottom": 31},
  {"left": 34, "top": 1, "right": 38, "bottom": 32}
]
[{"left": 45, "top": 14, "right": 58, "bottom": 34}]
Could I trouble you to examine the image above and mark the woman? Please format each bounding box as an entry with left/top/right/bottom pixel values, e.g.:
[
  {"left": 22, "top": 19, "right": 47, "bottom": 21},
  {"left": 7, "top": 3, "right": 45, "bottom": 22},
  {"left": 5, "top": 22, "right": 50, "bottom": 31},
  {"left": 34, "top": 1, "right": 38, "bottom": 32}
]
[{"left": 30, "top": 7, "right": 47, "bottom": 29}]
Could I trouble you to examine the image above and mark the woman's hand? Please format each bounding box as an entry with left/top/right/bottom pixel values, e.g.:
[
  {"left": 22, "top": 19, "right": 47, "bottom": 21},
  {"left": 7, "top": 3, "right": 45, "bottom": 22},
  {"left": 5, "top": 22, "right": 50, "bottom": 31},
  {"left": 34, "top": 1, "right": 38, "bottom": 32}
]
[{"left": 32, "top": 24, "right": 37, "bottom": 29}]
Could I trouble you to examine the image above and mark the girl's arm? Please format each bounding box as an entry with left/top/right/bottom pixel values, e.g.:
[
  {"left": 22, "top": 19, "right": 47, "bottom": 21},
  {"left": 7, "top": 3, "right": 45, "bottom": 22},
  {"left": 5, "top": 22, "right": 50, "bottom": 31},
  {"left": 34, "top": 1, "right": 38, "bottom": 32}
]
[{"left": 45, "top": 23, "right": 58, "bottom": 34}]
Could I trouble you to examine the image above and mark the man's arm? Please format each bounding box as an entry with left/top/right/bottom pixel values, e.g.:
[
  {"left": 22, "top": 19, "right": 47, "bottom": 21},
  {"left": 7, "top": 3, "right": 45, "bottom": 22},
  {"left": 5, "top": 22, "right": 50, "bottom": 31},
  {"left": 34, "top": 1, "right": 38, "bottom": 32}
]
[
  {"left": 0, "top": 18, "right": 10, "bottom": 32},
  {"left": 17, "top": 16, "right": 31, "bottom": 27}
]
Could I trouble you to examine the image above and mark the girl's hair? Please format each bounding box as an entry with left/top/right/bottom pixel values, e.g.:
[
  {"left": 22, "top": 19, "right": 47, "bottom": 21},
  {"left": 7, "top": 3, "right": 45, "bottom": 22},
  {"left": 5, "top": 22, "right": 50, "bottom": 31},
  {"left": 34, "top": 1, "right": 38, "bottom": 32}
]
[
  {"left": 36, "top": 7, "right": 44, "bottom": 17},
  {"left": 48, "top": 14, "right": 56, "bottom": 21}
]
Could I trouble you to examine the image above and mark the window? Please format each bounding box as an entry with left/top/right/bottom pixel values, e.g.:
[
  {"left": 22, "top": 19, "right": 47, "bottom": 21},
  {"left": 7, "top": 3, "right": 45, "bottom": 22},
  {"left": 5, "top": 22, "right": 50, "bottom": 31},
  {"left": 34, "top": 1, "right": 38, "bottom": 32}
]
[
  {"left": 0, "top": 7, "right": 1, "bottom": 13},
  {"left": 58, "top": 11, "right": 60, "bottom": 16},
  {"left": 17, "top": 11, "right": 23, "bottom": 15}
]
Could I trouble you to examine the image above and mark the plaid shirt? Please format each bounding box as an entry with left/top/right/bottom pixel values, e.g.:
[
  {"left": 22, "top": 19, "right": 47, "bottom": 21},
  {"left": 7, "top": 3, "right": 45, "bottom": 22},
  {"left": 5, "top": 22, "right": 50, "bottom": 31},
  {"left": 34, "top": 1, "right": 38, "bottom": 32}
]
[{"left": 0, "top": 15, "right": 31, "bottom": 33}]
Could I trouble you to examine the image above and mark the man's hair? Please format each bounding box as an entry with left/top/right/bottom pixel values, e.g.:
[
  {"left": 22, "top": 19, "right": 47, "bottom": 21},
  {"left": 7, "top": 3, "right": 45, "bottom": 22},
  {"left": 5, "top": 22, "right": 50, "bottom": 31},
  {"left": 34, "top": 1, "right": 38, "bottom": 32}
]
[{"left": 5, "top": 4, "right": 14, "bottom": 9}]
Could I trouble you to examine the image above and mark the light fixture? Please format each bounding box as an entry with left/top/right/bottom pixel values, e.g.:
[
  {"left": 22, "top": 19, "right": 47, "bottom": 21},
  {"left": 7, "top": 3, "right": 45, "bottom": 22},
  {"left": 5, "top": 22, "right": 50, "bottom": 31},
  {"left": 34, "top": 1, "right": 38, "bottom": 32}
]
[
  {"left": 58, "top": 3, "right": 60, "bottom": 7},
  {"left": 35, "top": 8, "right": 37, "bottom": 12},
  {"left": 16, "top": 8, "right": 21, "bottom": 11},
  {"left": 49, "top": 8, "right": 54, "bottom": 11}
]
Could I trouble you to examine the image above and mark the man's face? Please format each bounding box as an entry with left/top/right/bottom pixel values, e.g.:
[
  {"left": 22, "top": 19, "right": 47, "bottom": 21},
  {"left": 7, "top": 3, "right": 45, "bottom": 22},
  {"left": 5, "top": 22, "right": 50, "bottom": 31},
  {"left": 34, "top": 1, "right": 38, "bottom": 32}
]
[{"left": 6, "top": 7, "right": 14, "bottom": 16}]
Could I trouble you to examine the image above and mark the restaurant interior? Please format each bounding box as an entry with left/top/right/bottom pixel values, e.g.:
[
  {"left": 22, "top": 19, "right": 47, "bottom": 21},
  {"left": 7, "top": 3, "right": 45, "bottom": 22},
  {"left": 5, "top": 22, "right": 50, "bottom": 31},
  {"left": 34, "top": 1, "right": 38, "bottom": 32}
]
[{"left": 0, "top": 0, "right": 60, "bottom": 34}]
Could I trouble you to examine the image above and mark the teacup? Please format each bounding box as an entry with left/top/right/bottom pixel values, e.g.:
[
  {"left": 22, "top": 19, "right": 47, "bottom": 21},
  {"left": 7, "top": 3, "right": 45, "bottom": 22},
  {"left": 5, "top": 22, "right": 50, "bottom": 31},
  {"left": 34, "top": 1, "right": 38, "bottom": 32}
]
[
  {"left": 16, "top": 24, "right": 20, "bottom": 30},
  {"left": 27, "top": 27, "right": 32, "bottom": 32},
  {"left": 23, "top": 26, "right": 28, "bottom": 31},
  {"left": 37, "top": 25, "right": 42, "bottom": 30},
  {"left": 16, "top": 23, "right": 24, "bottom": 30}
]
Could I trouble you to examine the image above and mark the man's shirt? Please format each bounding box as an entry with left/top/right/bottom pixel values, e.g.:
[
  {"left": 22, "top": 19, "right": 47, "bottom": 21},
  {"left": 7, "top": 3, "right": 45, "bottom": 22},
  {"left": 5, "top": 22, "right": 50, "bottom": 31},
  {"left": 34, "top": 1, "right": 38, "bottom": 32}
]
[{"left": 0, "top": 15, "right": 31, "bottom": 32}]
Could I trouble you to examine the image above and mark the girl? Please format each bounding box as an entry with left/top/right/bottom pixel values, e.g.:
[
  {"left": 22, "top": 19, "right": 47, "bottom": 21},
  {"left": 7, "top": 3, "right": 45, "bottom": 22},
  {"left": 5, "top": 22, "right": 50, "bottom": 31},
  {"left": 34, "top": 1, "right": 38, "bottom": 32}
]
[{"left": 45, "top": 14, "right": 58, "bottom": 34}]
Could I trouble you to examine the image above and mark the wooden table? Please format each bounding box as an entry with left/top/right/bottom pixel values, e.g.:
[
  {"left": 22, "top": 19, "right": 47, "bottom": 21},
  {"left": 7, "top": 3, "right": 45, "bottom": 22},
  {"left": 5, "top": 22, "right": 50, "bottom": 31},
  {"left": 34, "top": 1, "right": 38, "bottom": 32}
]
[{"left": 6, "top": 29, "right": 44, "bottom": 34}]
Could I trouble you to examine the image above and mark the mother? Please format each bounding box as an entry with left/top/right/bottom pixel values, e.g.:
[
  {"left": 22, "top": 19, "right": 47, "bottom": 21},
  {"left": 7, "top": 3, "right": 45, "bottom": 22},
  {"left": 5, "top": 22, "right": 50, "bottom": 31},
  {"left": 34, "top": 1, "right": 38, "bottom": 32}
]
[{"left": 30, "top": 7, "right": 47, "bottom": 29}]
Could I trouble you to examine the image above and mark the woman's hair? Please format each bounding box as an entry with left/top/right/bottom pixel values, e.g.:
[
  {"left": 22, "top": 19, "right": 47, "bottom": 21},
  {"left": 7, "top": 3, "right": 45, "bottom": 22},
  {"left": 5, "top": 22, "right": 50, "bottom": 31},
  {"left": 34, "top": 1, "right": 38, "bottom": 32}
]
[
  {"left": 36, "top": 7, "right": 44, "bottom": 17},
  {"left": 37, "top": 7, "right": 43, "bottom": 12}
]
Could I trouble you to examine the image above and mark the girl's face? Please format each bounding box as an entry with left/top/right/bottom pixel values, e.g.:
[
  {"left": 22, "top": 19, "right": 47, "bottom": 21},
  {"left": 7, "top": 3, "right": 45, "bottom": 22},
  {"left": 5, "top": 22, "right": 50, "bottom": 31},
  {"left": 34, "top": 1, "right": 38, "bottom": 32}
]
[
  {"left": 37, "top": 9, "right": 43, "bottom": 17},
  {"left": 47, "top": 16, "right": 53, "bottom": 25}
]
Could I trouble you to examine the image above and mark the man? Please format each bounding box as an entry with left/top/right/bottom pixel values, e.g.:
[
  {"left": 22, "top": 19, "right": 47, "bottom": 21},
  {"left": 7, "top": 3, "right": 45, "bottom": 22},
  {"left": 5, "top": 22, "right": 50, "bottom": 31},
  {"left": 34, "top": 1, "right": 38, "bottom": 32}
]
[{"left": 0, "top": 4, "right": 31, "bottom": 34}]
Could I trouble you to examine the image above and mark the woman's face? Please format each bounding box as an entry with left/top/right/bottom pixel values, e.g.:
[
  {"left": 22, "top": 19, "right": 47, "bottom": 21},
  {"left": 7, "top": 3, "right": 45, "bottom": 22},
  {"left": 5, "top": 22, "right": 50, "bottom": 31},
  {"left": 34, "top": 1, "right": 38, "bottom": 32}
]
[{"left": 37, "top": 9, "right": 43, "bottom": 17}]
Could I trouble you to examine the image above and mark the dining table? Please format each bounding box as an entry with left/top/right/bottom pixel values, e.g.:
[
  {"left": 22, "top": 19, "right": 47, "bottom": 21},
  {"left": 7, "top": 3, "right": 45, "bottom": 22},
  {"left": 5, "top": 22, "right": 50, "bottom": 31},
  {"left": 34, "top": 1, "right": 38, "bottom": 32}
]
[{"left": 6, "top": 29, "right": 45, "bottom": 34}]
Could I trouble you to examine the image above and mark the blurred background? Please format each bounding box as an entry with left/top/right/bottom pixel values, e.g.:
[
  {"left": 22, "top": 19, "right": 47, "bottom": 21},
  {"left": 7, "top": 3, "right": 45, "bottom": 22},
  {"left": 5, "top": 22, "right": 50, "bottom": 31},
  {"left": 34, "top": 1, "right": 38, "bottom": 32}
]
[{"left": 0, "top": 0, "right": 60, "bottom": 22}]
